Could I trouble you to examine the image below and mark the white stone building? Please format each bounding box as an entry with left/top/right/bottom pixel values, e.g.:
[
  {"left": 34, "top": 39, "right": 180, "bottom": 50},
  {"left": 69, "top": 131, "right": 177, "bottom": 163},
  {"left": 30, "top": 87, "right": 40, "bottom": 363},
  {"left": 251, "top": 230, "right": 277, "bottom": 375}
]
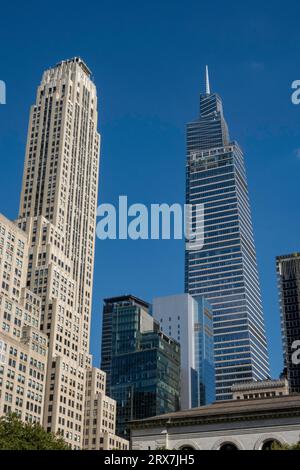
[{"left": 130, "top": 395, "right": 300, "bottom": 450}]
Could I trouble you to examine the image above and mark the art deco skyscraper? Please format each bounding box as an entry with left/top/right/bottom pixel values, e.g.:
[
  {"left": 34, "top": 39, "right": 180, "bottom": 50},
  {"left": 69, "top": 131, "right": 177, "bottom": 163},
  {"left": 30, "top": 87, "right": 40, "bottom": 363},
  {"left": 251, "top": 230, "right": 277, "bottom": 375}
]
[
  {"left": 185, "top": 68, "right": 270, "bottom": 400},
  {"left": 17, "top": 58, "right": 101, "bottom": 447}
]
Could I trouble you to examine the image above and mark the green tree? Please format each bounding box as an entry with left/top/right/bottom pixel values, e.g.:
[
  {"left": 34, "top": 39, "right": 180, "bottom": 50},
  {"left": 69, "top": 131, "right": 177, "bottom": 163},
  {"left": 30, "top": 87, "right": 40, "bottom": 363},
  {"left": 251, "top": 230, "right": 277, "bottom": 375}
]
[
  {"left": 272, "top": 441, "right": 300, "bottom": 450},
  {"left": 0, "top": 414, "right": 70, "bottom": 450}
]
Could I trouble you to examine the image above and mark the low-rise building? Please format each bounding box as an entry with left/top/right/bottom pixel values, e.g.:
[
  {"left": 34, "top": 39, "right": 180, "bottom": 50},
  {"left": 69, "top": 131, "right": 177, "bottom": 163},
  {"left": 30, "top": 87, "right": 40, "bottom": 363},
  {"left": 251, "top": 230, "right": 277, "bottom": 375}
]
[{"left": 130, "top": 395, "right": 300, "bottom": 450}]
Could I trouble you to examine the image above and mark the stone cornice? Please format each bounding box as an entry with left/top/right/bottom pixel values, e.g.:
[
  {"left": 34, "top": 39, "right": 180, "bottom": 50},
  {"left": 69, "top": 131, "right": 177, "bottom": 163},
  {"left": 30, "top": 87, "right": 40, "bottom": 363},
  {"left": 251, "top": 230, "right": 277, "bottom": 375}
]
[{"left": 130, "top": 403, "right": 300, "bottom": 430}]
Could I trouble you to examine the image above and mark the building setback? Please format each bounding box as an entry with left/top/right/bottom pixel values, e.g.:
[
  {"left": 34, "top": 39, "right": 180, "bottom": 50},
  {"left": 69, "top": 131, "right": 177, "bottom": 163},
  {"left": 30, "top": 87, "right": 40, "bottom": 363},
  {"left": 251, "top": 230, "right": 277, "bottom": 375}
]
[
  {"left": 184, "top": 67, "right": 270, "bottom": 400},
  {"left": 7, "top": 57, "right": 127, "bottom": 448},
  {"left": 101, "top": 295, "right": 180, "bottom": 438},
  {"left": 83, "top": 368, "right": 128, "bottom": 450},
  {"left": 0, "top": 213, "right": 127, "bottom": 450},
  {"left": 16, "top": 58, "right": 101, "bottom": 447},
  {"left": 153, "top": 293, "right": 215, "bottom": 409},
  {"left": 277, "top": 253, "right": 300, "bottom": 393}
]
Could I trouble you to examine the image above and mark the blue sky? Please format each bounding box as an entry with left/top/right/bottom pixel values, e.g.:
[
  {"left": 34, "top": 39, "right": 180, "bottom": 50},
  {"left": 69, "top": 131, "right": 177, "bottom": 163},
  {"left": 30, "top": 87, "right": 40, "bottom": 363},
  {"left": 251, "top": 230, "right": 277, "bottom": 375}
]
[{"left": 0, "top": 0, "right": 300, "bottom": 378}]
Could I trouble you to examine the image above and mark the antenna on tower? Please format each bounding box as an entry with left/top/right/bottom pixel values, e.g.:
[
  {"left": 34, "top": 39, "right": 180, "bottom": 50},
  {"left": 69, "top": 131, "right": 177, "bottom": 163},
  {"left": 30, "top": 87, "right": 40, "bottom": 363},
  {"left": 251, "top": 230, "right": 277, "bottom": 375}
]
[{"left": 205, "top": 65, "right": 211, "bottom": 94}]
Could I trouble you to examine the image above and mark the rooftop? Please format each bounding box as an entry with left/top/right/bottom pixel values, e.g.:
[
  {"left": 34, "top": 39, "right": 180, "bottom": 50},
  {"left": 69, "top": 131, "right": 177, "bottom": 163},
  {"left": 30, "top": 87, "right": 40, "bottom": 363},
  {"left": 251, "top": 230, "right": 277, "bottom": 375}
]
[
  {"left": 130, "top": 394, "right": 300, "bottom": 428},
  {"left": 55, "top": 57, "right": 92, "bottom": 77},
  {"left": 231, "top": 378, "right": 288, "bottom": 392},
  {"left": 276, "top": 253, "right": 300, "bottom": 261},
  {"left": 104, "top": 295, "right": 150, "bottom": 309}
]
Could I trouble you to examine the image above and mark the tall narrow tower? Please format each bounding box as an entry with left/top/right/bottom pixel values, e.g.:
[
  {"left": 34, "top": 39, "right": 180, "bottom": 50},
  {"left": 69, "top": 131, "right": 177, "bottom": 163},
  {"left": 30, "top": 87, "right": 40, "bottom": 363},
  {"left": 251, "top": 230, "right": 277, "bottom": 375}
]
[
  {"left": 17, "top": 58, "right": 100, "bottom": 447},
  {"left": 185, "top": 68, "right": 270, "bottom": 400}
]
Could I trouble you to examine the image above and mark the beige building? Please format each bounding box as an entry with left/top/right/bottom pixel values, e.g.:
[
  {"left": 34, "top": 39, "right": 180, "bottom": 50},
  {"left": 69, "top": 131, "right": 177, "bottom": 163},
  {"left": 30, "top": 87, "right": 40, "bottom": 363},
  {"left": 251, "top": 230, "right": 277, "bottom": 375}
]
[
  {"left": 0, "top": 213, "right": 48, "bottom": 424},
  {"left": 131, "top": 395, "right": 300, "bottom": 450},
  {"left": 6, "top": 57, "right": 128, "bottom": 449},
  {"left": 83, "top": 368, "right": 128, "bottom": 450},
  {"left": 15, "top": 58, "right": 100, "bottom": 449},
  {"left": 231, "top": 379, "right": 289, "bottom": 400}
]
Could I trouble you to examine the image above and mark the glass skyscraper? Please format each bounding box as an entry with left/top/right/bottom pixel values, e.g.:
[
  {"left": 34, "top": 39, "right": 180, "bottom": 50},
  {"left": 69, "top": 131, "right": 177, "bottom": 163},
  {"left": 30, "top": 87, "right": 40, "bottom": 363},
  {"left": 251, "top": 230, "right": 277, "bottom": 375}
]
[
  {"left": 101, "top": 296, "right": 180, "bottom": 437},
  {"left": 185, "top": 67, "right": 270, "bottom": 400},
  {"left": 277, "top": 253, "right": 300, "bottom": 393}
]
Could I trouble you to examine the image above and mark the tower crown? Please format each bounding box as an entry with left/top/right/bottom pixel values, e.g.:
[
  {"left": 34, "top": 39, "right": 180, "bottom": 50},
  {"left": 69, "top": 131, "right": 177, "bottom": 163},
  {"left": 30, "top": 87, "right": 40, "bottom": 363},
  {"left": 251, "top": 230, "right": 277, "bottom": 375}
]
[
  {"left": 205, "top": 65, "right": 211, "bottom": 95},
  {"left": 54, "top": 57, "right": 92, "bottom": 77}
]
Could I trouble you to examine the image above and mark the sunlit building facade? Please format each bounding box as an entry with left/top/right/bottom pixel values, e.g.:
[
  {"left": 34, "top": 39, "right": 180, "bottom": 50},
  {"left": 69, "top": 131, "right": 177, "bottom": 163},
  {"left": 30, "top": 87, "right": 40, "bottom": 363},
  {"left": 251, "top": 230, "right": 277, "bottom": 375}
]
[
  {"left": 1, "top": 57, "right": 129, "bottom": 449},
  {"left": 185, "top": 68, "right": 270, "bottom": 400},
  {"left": 0, "top": 213, "right": 48, "bottom": 424}
]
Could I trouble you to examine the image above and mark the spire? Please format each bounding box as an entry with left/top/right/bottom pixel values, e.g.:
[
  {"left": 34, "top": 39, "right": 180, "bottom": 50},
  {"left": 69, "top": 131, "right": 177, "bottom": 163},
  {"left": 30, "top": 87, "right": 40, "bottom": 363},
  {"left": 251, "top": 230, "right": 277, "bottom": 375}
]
[{"left": 205, "top": 65, "right": 211, "bottom": 94}]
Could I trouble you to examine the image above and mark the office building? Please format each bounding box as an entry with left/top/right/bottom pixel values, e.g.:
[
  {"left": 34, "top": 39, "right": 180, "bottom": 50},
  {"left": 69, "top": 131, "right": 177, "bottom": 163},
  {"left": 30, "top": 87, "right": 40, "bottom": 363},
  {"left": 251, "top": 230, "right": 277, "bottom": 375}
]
[
  {"left": 277, "top": 253, "right": 300, "bottom": 393},
  {"left": 153, "top": 293, "right": 215, "bottom": 409},
  {"left": 101, "top": 295, "right": 156, "bottom": 396},
  {"left": 0, "top": 213, "right": 48, "bottom": 424},
  {"left": 184, "top": 67, "right": 270, "bottom": 400},
  {"left": 0, "top": 56, "right": 117, "bottom": 449},
  {"left": 101, "top": 295, "right": 180, "bottom": 437}
]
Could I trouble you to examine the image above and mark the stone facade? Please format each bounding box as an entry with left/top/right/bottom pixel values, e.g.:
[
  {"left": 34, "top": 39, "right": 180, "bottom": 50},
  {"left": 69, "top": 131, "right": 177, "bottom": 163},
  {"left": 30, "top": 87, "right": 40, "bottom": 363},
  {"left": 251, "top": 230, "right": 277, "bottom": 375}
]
[
  {"left": 83, "top": 368, "right": 128, "bottom": 450},
  {"left": 231, "top": 379, "right": 289, "bottom": 400},
  {"left": 131, "top": 395, "right": 300, "bottom": 450},
  {"left": 0, "top": 213, "right": 48, "bottom": 424},
  {"left": 0, "top": 58, "right": 128, "bottom": 450}
]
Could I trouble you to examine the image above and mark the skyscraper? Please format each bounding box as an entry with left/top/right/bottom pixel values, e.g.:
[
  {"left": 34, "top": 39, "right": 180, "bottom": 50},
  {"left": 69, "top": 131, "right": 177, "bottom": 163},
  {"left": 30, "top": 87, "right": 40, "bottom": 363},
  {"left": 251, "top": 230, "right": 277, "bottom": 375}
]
[
  {"left": 13, "top": 58, "right": 126, "bottom": 448},
  {"left": 153, "top": 293, "right": 215, "bottom": 409},
  {"left": 101, "top": 295, "right": 180, "bottom": 437},
  {"left": 185, "top": 67, "right": 270, "bottom": 400},
  {"left": 276, "top": 253, "right": 300, "bottom": 393}
]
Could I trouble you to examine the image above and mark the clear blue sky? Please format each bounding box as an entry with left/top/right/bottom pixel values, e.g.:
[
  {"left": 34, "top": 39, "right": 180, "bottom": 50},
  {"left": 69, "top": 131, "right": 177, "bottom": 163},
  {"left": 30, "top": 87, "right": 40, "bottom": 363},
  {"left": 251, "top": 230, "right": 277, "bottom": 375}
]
[{"left": 0, "top": 0, "right": 299, "bottom": 378}]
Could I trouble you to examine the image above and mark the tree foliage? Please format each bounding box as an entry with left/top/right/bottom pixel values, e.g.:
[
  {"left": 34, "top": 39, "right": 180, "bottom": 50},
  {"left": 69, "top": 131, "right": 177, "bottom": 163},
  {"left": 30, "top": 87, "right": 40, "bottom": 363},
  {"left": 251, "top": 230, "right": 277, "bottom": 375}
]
[
  {"left": 272, "top": 441, "right": 300, "bottom": 450},
  {"left": 0, "top": 414, "right": 70, "bottom": 450}
]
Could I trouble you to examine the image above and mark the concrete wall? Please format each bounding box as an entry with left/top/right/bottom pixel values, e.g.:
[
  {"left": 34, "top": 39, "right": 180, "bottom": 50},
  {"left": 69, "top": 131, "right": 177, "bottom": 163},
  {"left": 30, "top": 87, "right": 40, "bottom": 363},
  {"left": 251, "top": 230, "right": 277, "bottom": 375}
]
[{"left": 131, "top": 417, "right": 300, "bottom": 450}]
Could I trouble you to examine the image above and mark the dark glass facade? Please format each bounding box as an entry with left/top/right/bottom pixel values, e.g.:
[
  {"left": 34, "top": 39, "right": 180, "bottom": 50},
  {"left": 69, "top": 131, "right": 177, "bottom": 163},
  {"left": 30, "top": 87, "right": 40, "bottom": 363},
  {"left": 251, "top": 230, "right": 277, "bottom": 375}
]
[
  {"left": 101, "top": 296, "right": 180, "bottom": 437},
  {"left": 277, "top": 253, "right": 300, "bottom": 393},
  {"left": 185, "top": 75, "right": 270, "bottom": 400}
]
